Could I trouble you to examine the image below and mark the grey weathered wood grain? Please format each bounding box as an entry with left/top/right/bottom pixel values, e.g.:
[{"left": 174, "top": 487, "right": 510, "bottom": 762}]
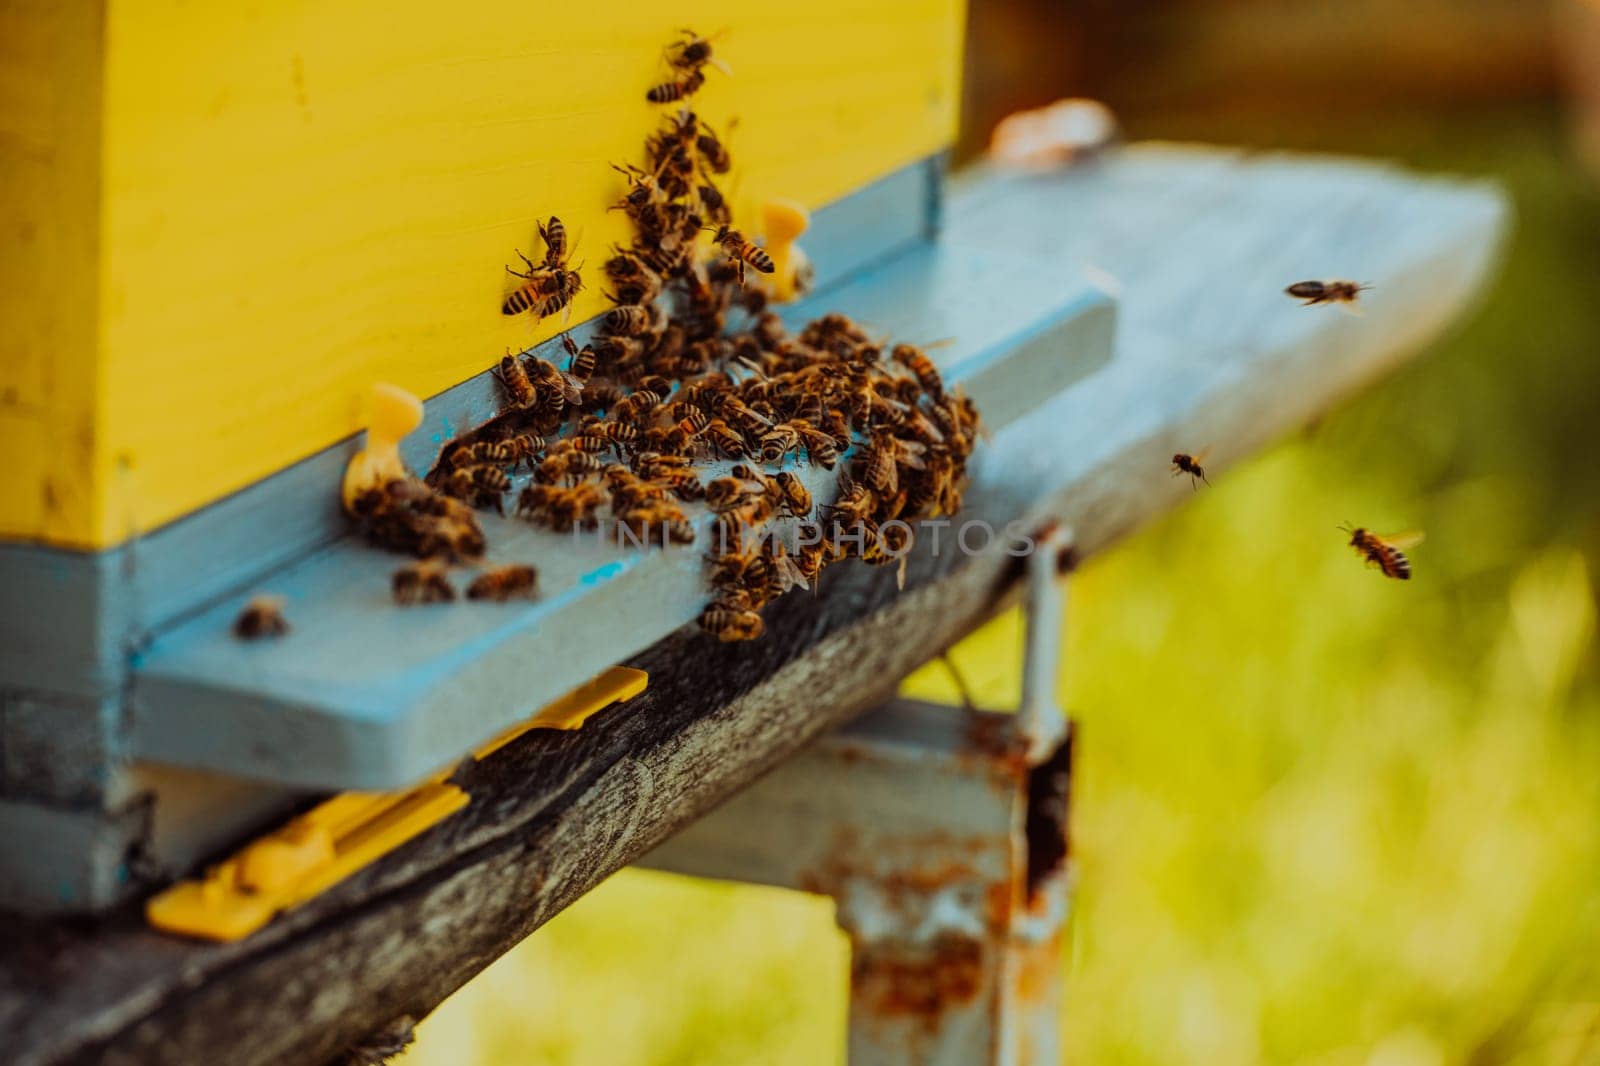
[{"left": 0, "top": 145, "right": 1506, "bottom": 1066}]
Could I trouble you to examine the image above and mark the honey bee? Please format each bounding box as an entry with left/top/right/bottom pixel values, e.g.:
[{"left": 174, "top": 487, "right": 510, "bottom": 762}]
[
  {"left": 704, "top": 476, "right": 752, "bottom": 513},
  {"left": 646, "top": 68, "right": 705, "bottom": 104},
  {"left": 892, "top": 343, "right": 945, "bottom": 399},
  {"left": 699, "top": 598, "right": 766, "bottom": 642},
  {"left": 539, "top": 216, "right": 569, "bottom": 270},
  {"left": 603, "top": 250, "right": 664, "bottom": 306},
  {"left": 790, "top": 419, "right": 842, "bottom": 468},
  {"left": 503, "top": 254, "right": 584, "bottom": 320},
  {"left": 494, "top": 351, "right": 538, "bottom": 409},
  {"left": 1286, "top": 280, "right": 1370, "bottom": 308},
  {"left": 528, "top": 355, "right": 585, "bottom": 405},
  {"left": 605, "top": 305, "right": 657, "bottom": 337},
  {"left": 828, "top": 473, "right": 876, "bottom": 525},
  {"left": 712, "top": 225, "right": 774, "bottom": 282},
  {"left": 1171, "top": 449, "right": 1211, "bottom": 489},
  {"left": 758, "top": 423, "right": 800, "bottom": 464},
  {"left": 774, "top": 471, "right": 813, "bottom": 517},
  {"left": 233, "top": 595, "right": 289, "bottom": 640},
  {"left": 711, "top": 497, "right": 772, "bottom": 555},
  {"left": 696, "top": 183, "right": 732, "bottom": 228},
  {"left": 561, "top": 334, "right": 598, "bottom": 389},
  {"left": 695, "top": 122, "right": 733, "bottom": 174},
  {"left": 443, "top": 464, "right": 511, "bottom": 512},
  {"left": 467, "top": 564, "right": 540, "bottom": 601},
  {"left": 1342, "top": 525, "right": 1423, "bottom": 581},
  {"left": 392, "top": 561, "right": 456, "bottom": 606},
  {"left": 612, "top": 386, "right": 667, "bottom": 425},
  {"left": 666, "top": 28, "right": 726, "bottom": 72},
  {"left": 764, "top": 540, "right": 809, "bottom": 595},
  {"left": 705, "top": 418, "right": 747, "bottom": 459}
]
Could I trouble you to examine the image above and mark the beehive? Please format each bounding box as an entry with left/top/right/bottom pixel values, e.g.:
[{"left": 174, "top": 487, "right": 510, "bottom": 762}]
[{"left": 0, "top": 0, "right": 1121, "bottom": 922}]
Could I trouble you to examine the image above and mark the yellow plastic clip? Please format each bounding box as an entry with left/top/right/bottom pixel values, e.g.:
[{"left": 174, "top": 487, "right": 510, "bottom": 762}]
[
  {"left": 760, "top": 198, "right": 812, "bottom": 303},
  {"left": 471, "top": 666, "right": 648, "bottom": 760},
  {"left": 341, "top": 383, "right": 425, "bottom": 512},
  {"left": 145, "top": 666, "right": 648, "bottom": 942},
  {"left": 146, "top": 782, "right": 468, "bottom": 941}
]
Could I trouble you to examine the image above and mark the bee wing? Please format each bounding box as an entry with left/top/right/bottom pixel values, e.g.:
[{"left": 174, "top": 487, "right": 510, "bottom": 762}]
[
  {"left": 1376, "top": 530, "right": 1426, "bottom": 550},
  {"left": 1192, "top": 446, "right": 1213, "bottom": 465},
  {"left": 559, "top": 373, "right": 586, "bottom": 402},
  {"left": 773, "top": 552, "right": 808, "bottom": 593}
]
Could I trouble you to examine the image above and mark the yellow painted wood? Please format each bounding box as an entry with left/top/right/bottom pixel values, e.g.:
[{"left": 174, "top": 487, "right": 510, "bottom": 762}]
[
  {"left": 0, "top": 0, "right": 108, "bottom": 546},
  {"left": 0, "top": 0, "right": 963, "bottom": 549}
]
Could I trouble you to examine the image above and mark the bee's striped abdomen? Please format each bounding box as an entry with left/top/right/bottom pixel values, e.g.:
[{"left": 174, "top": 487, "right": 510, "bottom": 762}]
[{"left": 503, "top": 286, "right": 536, "bottom": 316}]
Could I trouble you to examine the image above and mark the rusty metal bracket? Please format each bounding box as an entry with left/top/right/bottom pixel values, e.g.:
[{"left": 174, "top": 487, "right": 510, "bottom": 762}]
[{"left": 639, "top": 696, "right": 1074, "bottom": 1064}]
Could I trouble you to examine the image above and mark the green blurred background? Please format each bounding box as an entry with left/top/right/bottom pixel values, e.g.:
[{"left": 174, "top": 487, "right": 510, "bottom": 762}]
[{"left": 401, "top": 2, "right": 1600, "bottom": 1062}]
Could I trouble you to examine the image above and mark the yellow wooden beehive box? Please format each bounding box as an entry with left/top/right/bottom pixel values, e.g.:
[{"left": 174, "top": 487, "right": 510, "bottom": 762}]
[{"left": 1, "top": 0, "right": 963, "bottom": 550}]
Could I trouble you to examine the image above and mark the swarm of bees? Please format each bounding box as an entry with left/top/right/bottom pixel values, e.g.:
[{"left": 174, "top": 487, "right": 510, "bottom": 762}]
[
  {"left": 1169, "top": 279, "right": 1422, "bottom": 582},
  {"left": 362, "top": 29, "right": 977, "bottom": 642}
]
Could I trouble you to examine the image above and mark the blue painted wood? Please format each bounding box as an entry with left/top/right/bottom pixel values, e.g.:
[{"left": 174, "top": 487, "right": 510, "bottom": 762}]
[{"left": 128, "top": 255, "right": 1115, "bottom": 789}]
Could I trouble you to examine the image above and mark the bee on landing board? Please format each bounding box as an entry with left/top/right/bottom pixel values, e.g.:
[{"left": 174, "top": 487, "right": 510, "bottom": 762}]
[
  {"left": 233, "top": 595, "right": 289, "bottom": 639},
  {"left": 467, "top": 564, "right": 540, "bottom": 602},
  {"left": 1171, "top": 448, "right": 1211, "bottom": 489},
  {"left": 1285, "top": 280, "right": 1370, "bottom": 310},
  {"left": 392, "top": 561, "right": 456, "bottom": 606},
  {"left": 1341, "top": 525, "right": 1424, "bottom": 581}
]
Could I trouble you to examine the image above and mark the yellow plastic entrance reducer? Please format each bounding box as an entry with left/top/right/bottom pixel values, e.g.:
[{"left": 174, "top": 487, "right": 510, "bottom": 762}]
[{"left": 146, "top": 666, "right": 648, "bottom": 941}]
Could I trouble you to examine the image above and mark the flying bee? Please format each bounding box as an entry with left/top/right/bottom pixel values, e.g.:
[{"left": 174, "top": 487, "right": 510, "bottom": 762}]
[
  {"left": 392, "top": 561, "right": 455, "bottom": 606},
  {"left": 646, "top": 68, "right": 705, "bottom": 104},
  {"left": 233, "top": 595, "right": 289, "bottom": 640},
  {"left": 494, "top": 351, "right": 538, "bottom": 409},
  {"left": 1342, "top": 525, "right": 1423, "bottom": 581},
  {"left": 892, "top": 342, "right": 946, "bottom": 399},
  {"left": 774, "top": 471, "right": 813, "bottom": 517},
  {"left": 699, "top": 600, "right": 766, "bottom": 642},
  {"left": 1171, "top": 449, "right": 1211, "bottom": 489},
  {"left": 711, "top": 225, "right": 774, "bottom": 282},
  {"left": 1286, "top": 279, "right": 1370, "bottom": 309},
  {"left": 467, "top": 564, "right": 540, "bottom": 602}
]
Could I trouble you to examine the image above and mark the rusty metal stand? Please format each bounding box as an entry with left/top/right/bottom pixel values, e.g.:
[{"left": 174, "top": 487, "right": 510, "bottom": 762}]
[{"left": 640, "top": 534, "right": 1076, "bottom": 1064}]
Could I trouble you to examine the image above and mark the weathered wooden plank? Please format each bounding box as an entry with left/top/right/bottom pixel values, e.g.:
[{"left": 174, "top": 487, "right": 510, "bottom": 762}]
[{"left": 0, "top": 145, "right": 1506, "bottom": 1066}]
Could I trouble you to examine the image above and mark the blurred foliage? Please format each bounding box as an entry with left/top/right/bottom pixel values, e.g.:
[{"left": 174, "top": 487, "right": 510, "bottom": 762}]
[{"left": 400, "top": 106, "right": 1600, "bottom": 1065}]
